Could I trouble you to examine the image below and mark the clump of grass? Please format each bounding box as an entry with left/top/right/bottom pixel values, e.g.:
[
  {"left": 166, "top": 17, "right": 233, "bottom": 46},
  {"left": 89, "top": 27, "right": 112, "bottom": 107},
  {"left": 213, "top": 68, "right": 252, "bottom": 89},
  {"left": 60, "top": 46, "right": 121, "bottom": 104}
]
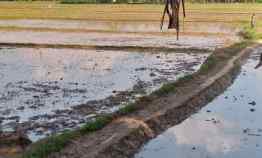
[
  {"left": 79, "top": 115, "right": 113, "bottom": 134},
  {"left": 22, "top": 115, "right": 113, "bottom": 158},
  {"left": 153, "top": 83, "right": 176, "bottom": 96},
  {"left": 176, "top": 74, "right": 194, "bottom": 84},
  {"left": 199, "top": 40, "right": 252, "bottom": 74},
  {"left": 152, "top": 74, "right": 194, "bottom": 96},
  {"left": 118, "top": 103, "right": 136, "bottom": 115},
  {"left": 239, "top": 26, "right": 257, "bottom": 40},
  {"left": 22, "top": 131, "right": 77, "bottom": 158},
  {"left": 199, "top": 55, "right": 217, "bottom": 73}
]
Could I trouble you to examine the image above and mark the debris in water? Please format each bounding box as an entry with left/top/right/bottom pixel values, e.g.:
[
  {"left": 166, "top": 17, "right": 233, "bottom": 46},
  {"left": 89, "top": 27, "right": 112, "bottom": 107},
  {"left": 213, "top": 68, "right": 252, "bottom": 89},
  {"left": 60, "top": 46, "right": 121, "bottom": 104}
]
[
  {"left": 250, "top": 108, "right": 256, "bottom": 112},
  {"left": 248, "top": 101, "right": 256, "bottom": 106},
  {"left": 150, "top": 72, "right": 157, "bottom": 77}
]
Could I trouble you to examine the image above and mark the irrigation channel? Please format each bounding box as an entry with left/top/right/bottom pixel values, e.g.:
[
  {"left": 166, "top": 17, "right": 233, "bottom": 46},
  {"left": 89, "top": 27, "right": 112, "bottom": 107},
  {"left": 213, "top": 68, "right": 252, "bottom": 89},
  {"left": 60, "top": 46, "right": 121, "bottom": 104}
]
[{"left": 135, "top": 46, "right": 262, "bottom": 158}]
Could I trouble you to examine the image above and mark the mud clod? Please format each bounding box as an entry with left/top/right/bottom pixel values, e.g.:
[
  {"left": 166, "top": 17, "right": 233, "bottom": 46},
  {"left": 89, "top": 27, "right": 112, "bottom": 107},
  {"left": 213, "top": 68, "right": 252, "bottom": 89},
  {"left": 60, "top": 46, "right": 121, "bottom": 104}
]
[{"left": 248, "top": 101, "right": 256, "bottom": 106}]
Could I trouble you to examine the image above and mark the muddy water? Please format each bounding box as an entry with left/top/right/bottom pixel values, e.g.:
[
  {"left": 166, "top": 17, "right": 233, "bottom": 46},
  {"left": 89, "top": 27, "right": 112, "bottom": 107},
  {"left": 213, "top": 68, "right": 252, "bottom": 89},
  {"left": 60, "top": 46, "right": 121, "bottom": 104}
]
[
  {"left": 0, "top": 30, "right": 232, "bottom": 50},
  {"left": 0, "top": 20, "right": 240, "bottom": 50},
  {"left": 0, "top": 20, "right": 238, "bottom": 34},
  {"left": 135, "top": 48, "right": 262, "bottom": 158},
  {"left": 0, "top": 47, "right": 208, "bottom": 141}
]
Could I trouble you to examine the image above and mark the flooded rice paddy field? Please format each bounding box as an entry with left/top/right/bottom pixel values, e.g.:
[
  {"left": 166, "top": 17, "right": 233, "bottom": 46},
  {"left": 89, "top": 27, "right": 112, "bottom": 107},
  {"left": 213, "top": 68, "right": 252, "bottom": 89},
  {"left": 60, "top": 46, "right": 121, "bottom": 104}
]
[
  {"left": 135, "top": 47, "right": 262, "bottom": 158},
  {"left": 0, "top": 20, "right": 238, "bottom": 34},
  {"left": 0, "top": 30, "right": 232, "bottom": 50},
  {"left": 0, "top": 20, "right": 240, "bottom": 50},
  {"left": 0, "top": 47, "right": 208, "bottom": 141}
]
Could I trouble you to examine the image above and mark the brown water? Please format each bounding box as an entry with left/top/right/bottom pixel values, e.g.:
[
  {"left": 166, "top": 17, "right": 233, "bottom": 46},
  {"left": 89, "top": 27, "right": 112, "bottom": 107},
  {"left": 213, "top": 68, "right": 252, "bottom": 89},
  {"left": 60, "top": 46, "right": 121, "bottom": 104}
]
[
  {"left": 0, "top": 47, "right": 208, "bottom": 141},
  {"left": 135, "top": 47, "right": 262, "bottom": 158}
]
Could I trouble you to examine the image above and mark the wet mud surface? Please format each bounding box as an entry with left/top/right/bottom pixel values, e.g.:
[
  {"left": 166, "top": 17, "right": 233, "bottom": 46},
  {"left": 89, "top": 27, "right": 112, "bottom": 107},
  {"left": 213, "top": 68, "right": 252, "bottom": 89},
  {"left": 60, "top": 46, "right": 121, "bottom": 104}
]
[
  {"left": 0, "top": 47, "right": 208, "bottom": 141},
  {"left": 0, "top": 20, "right": 238, "bottom": 34},
  {"left": 0, "top": 20, "right": 240, "bottom": 50},
  {"left": 0, "top": 30, "right": 233, "bottom": 50},
  {"left": 135, "top": 47, "right": 262, "bottom": 158}
]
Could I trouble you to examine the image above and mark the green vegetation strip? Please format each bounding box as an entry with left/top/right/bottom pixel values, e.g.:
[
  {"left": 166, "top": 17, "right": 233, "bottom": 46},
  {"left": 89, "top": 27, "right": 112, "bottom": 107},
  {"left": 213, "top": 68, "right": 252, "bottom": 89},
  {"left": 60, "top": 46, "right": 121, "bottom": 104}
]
[
  {"left": 22, "top": 115, "right": 113, "bottom": 158},
  {"left": 21, "top": 27, "right": 258, "bottom": 158}
]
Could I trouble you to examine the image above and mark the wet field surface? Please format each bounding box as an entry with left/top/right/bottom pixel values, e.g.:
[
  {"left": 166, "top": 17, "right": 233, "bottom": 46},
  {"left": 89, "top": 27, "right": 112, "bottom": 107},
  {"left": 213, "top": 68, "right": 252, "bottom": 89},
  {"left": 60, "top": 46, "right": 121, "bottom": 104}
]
[
  {"left": 0, "top": 20, "right": 239, "bottom": 50},
  {"left": 0, "top": 30, "right": 231, "bottom": 50},
  {"left": 0, "top": 20, "right": 238, "bottom": 34},
  {"left": 0, "top": 47, "right": 208, "bottom": 141},
  {"left": 135, "top": 47, "right": 262, "bottom": 158}
]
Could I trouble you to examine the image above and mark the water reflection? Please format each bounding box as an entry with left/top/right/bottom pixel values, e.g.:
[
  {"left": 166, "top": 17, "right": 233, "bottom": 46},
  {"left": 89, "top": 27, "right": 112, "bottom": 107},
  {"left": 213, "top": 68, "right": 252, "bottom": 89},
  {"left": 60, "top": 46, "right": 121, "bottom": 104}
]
[
  {"left": 0, "top": 20, "right": 238, "bottom": 34},
  {"left": 0, "top": 47, "right": 207, "bottom": 141},
  {"left": 135, "top": 47, "right": 262, "bottom": 158}
]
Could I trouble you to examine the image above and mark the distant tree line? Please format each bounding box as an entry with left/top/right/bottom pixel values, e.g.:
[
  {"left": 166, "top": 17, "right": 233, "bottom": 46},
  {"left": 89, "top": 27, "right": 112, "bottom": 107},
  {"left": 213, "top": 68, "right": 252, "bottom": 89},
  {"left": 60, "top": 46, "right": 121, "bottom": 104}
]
[
  {"left": 60, "top": 0, "right": 259, "bottom": 4},
  {"left": 0, "top": 0, "right": 259, "bottom": 3}
]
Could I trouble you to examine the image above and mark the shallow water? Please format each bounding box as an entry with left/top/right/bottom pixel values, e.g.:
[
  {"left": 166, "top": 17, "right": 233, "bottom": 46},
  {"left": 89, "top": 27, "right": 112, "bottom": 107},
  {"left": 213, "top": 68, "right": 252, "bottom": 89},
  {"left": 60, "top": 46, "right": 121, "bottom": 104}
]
[
  {"left": 0, "top": 30, "right": 232, "bottom": 50},
  {"left": 0, "top": 47, "right": 208, "bottom": 141},
  {"left": 0, "top": 19, "right": 240, "bottom": 50},
  {"left": 0, "top": 20, "right": 238, "bottom": 34},
  {"left": 135, "top": 47, "right": 262, "bottom": 158}
]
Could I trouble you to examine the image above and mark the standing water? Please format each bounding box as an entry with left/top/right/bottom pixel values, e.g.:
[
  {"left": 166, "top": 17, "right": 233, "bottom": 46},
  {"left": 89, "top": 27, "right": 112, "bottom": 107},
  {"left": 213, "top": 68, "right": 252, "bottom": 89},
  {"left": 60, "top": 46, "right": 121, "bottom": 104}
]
[
  {"left": 0, "top": 47, "right": 208, "bottom": 141},
  {"left": 135, "top": 47, "right": 262, "bottom": 158}
]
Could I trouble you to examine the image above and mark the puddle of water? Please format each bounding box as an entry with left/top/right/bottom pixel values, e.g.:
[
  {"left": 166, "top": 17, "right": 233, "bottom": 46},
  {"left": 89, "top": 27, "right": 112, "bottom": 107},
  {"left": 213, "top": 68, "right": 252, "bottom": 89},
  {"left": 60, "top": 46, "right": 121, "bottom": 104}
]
[
  {"left": 0, "top": 47, "right": 208, "bottom": 141},
  {"left": 135, "top": 47, "right": 262, "bottom": 158}
]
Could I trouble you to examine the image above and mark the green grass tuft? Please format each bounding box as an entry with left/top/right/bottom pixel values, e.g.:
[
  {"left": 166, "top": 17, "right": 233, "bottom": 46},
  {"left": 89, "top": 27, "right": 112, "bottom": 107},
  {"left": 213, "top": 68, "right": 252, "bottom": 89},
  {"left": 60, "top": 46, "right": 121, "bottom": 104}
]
[
  {"left": 79, "top": 115, "right": 113, "bottom": 134},
  {"left": 199, "top": 55, "right": 217, "bottom": 73},
  {"left": 239, "top": 27, "right": 257, "bottom": 40},
  {"left": 152, "top": 74, "right": 195, "bottom": 96},
  {"left": 22, "top": 115, "right": 113, "bottom": 158},
  {"left": 118, "top": 103, "right": 136, "bottom": 115},
  {"left": 153, "top": 83, "right": 176, "bottom": 96},
  {"left": 22, "top": 131, "right": 77, "bottom": 158}
]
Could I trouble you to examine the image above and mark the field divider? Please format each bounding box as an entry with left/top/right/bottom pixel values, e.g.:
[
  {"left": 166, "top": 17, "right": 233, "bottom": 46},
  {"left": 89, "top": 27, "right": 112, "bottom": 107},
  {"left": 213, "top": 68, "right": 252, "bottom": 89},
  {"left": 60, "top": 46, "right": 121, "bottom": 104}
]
[{"left": 0, "top": 42, "right": 211, "bottom": 53}]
